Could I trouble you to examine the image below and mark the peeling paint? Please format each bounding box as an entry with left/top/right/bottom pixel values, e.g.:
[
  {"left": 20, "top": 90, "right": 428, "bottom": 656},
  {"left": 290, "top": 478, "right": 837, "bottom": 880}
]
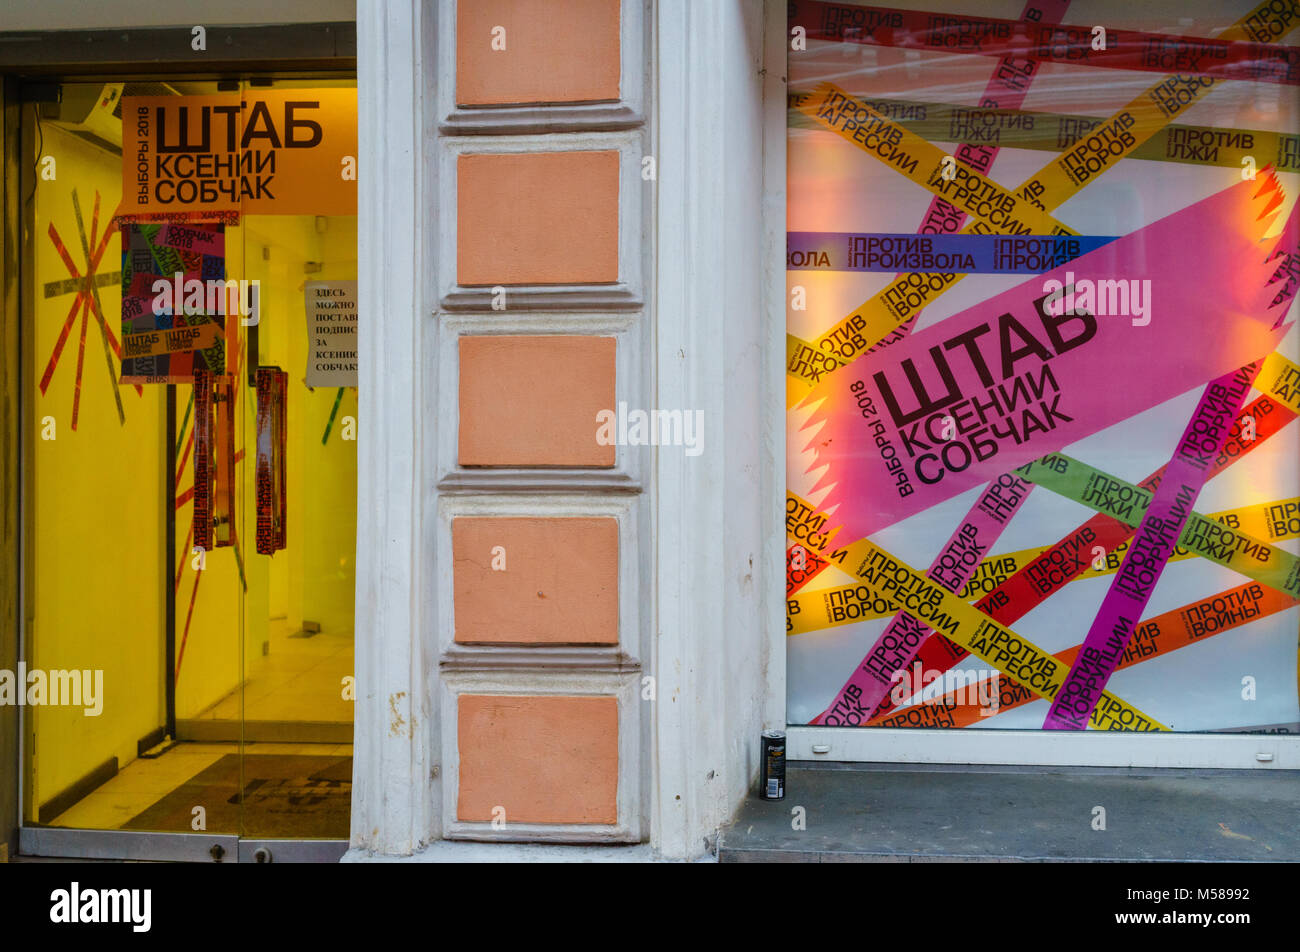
[{"left": 389, "top": 691, "right": 407, "bottom": 737}]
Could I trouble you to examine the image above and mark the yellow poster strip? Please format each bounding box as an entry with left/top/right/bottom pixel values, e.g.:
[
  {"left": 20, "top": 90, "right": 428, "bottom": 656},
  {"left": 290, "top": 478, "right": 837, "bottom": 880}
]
[
  {"left": 122, "top": 322, "right": 221, "bottom": 359},
  {"left": 786, "top": 0, "right": 1300, "bottom": 392},
  {"left": 1260, "top": 351, "right": 1300, "bottom": 415}
]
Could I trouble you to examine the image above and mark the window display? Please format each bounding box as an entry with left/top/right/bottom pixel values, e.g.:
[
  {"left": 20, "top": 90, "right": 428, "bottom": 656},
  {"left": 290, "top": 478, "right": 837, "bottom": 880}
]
[{"left": 786, "top": 0, "right": 1300, "bottom": 734}]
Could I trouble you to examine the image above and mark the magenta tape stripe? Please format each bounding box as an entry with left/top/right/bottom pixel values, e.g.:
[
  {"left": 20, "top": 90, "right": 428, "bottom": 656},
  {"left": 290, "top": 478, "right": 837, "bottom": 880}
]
[{"left": 1043, "top": 360, "right": 1264, "bottom": 731}]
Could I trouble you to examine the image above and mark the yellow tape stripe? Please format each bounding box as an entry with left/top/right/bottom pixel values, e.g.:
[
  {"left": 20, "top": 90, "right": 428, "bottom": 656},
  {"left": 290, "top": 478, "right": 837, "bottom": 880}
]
[{"left": 1260, "top": 352, "right": 1300, "bottom": 415}]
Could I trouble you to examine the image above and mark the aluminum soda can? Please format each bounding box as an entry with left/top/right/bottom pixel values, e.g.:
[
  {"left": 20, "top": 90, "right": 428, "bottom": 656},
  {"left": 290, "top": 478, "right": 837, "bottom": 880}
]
[{"left": 760, "top": 729, "right": 786, "bottom": 800}]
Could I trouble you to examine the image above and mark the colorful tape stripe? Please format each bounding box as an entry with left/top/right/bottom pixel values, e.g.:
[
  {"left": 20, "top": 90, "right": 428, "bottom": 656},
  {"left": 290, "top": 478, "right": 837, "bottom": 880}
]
[
  {"left": 1043, "top": 361, "right": 1263, "bottom": 729},
  {"left": 255, "top": 368, "right": 288, "bottom": 555},
  {"left": 788, "top": 0, "right": 1300, "bottom": 387},
  {"left": 1260, "top": 351, "right": 1300, "bottom": 413},
  {"left": 787, "top": 232, "right": 1117, "bottom": 273},
  {"left": 1016, "top": 453, "right": 1300, "bottom": 600},
  {"left": 789, "top": 0, "right": 1300, "bottom": 85},
  {"left": 813, "top": 535, "right": 1169, "bottom": 730},
  {"left": 789, "top": 92, "right": 1300, "bottom": 172},
  {"left": 796, "top": 82, "right": 1077, "bottom": 238},
  {"left": 192, "top": 371, "right": 213, "bottom": 552},
  {"left": 830, "top": 392, "right": 1295, "bottom": 722},
  {"left": 787, "top": 496, "right": 1300, "bottom": 635},
  {"left": 871, "top": 581, "right": 1300, "bottom": 730}
]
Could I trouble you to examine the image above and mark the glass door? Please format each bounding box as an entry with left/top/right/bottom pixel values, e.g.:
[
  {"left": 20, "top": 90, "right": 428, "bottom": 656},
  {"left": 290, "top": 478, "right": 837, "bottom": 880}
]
[
  {"left": 21, "top": 76, "right": 357, "bottom": 859},
  {"left": 226, "top": 78, "right": 357, "bottom": 848}
]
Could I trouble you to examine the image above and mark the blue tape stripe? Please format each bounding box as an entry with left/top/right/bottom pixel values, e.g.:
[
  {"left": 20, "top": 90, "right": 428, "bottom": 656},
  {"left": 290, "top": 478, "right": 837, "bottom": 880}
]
[{"left": 787, "top": 232, "right": 1118, "bottom": 274}]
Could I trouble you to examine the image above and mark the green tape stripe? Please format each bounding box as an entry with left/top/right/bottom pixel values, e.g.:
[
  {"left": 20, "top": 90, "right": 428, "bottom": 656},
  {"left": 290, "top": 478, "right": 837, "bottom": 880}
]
[
  {"left": 321, "top": 387, "right": 345, "bottom": 445},
  {"left": 1016, "top": 453, "right": 1300, "bottom": 598},
  {"left": 789, "top": 92, "right": 1300, "bottom": 172}
]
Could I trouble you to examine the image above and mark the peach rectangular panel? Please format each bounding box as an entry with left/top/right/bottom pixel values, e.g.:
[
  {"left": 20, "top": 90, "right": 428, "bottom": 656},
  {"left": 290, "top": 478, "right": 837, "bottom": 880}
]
[
  {"left": 457, "top": 151, "right": 619, "bottom": 285},
  {"left": 458, "top": 335, "right": 617, "bottom": 467},
  {"left": 453, "top": 517, "right": 619, "bottom": 644},
  {"left": 457, "top": 694, "right": 619, "bottom": 825},
  {"left": 456, "top": 0, "right": 621, "bottom": 106}
]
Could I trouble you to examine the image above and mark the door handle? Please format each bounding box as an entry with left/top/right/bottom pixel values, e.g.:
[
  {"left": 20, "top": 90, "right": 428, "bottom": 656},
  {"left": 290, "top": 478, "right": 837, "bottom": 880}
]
[
  {"left": 193, "top": 369, "right": 213, "bottom": 551},
  {"left": 192, "top": 370, "right": 237, "bottom": 550}
]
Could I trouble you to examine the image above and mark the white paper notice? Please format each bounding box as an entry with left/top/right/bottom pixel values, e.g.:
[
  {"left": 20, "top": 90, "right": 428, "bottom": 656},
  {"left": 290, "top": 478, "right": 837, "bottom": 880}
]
[{"left": 304, "top": 280, "right": 358, "bottom": 387}]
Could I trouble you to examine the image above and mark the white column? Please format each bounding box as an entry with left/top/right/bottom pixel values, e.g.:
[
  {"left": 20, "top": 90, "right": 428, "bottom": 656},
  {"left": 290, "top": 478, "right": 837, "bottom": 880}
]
[
  {"left": 652, "top": 0, "right": 786, "bottom": 860},
  {"left": 348, "top": 0, "right": 438, "bottom": 856}
]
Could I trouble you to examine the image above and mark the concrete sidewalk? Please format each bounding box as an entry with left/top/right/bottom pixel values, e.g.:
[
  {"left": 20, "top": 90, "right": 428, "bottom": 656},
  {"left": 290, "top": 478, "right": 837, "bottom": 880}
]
[{"left": 720, "top": 763, "right": 1300, "bottom": 862}]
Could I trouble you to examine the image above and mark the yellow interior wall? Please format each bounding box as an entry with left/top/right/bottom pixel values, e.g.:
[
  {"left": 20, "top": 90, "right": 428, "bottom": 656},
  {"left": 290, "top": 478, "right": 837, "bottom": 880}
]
[
  {"left": 301, "top": 217, "right": 358, "bottom": 639},
  {"left": 242, "top": 215, "right": 357, "bottom": 641},
  {"left": 31, "top": 124, "right": 165, "bottom": 813}
]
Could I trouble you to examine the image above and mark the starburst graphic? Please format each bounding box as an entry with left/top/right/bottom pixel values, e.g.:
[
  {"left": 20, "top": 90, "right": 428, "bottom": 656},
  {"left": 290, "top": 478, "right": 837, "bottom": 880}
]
[{"left": 40, "top": 188, "right": 142, "bottom": 430}]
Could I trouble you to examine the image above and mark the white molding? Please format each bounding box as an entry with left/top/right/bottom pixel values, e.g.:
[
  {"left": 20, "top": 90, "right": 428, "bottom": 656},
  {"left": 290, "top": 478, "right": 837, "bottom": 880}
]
[
  {"left": 351, "top": 0, "right": 438, "bottom": 855},
  {"left": 433, "top": 311, "right": 647, "bottom": 491},
  {"left": 434, "top": 492, "right": 647, "bottom": 667},
  {"left": 789, "top": 727, "right": 1300, "bottom": 770},
  {"left": 438, "top": 669, "right": 645, "bottom": 842},
  {"left": 761, "top": 0, "right": 791, "bottom": 746},
  {"left": 437, "top": 131, "right": 646, "bottom": 311},
  {"left": 436, "top": 0, "right": 648, "bottom": 135}
]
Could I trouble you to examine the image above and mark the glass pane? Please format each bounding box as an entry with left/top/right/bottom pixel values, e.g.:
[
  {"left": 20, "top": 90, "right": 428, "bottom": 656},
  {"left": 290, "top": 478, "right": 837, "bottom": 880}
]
[
  {"left": 785, "top": 1, "right": 1300, "bottom": 734},
  {"left": 234, "top": 78, "right": 357, "bottom": 840},
  {"left": 26, "top": 80, "right": 243, "bottom": 833}
]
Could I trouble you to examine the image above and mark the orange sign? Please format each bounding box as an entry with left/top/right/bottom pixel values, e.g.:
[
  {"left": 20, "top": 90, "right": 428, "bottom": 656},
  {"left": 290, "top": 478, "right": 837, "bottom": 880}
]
[{"left": 122, "top": 89, "right": 357, "bottom": 216}]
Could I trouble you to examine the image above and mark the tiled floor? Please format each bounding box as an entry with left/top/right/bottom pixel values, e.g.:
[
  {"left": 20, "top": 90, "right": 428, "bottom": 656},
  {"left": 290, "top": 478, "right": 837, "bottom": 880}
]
[
  {"left": 193, "top": 620, "right": 354, "bottom": 724},
  {"left": 43, "top": 619, "right": 354, "bottom": 832},
  {"left": 48, "top": 741, "right": 353, "bottom": 831}
]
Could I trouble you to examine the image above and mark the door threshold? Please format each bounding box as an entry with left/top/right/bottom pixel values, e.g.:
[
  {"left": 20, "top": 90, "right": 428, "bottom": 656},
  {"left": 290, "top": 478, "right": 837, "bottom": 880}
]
[
  {"left": 19, "top": 827, "right": 348, "bottom": 863},
  {"left": 20, "top": 827, "right": 239, "bottom": 863}
]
